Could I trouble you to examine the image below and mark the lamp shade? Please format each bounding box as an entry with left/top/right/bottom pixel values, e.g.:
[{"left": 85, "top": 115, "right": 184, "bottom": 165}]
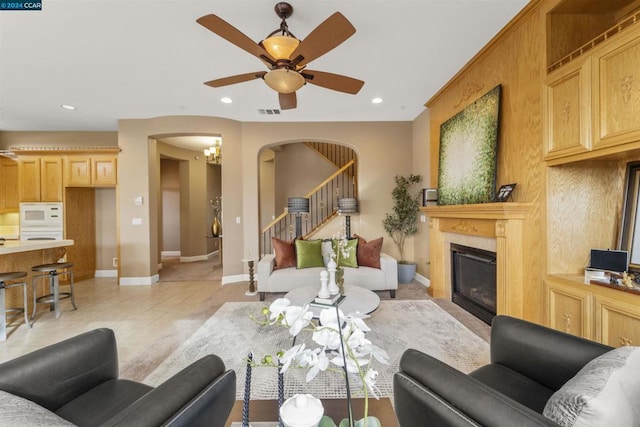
[
  {"left": 288, "top": 197, "right": 309, "bottom": 214},
  {"left": 262, "top": 35, "right": 300, "bottom": 60},
  {"left": 264, "top": 69, "right": 305, "bottom": 94},
  {"left": 337, "top": 198, "right": 359, "bottom": 214}
]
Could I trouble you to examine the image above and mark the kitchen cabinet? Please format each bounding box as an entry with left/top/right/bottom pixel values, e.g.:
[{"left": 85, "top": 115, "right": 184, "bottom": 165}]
[
  {"left": 0, "top": 158, "right": 18, "bottom": 211},
  {"left": 19, "top": 157, "right": 63, "bottom": 202},
  {"left": 546, "top": 275, "right": 640, "bottom": 347},
  {"left": 65, "top": 156, "right": 117, "bottom": 187}
]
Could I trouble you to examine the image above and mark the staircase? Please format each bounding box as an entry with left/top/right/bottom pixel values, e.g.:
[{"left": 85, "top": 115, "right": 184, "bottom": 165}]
[{"left": 260, "top": 143, "right": 358, "bottom": 255}]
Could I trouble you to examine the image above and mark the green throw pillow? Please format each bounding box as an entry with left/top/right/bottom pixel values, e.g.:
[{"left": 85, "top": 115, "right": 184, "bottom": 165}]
[
  {"left": 332, "top": 238, "right": 358, "bottom": 268},
  {"left": 295, "top": 239, "right": 324, "bottom": 269}
]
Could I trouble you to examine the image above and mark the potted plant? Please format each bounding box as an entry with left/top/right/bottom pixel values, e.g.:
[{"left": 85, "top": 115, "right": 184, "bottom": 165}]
[{"left": 382, "top": 174, "right": 422, "bottom": 283}]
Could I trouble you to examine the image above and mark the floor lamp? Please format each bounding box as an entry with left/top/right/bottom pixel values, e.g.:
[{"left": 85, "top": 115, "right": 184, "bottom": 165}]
[
  {"left": 337, "top": 198, "right": 359, "bottom": 238},
  {"left": 288, "top": 197, "right": 309, "bottom": 238}
]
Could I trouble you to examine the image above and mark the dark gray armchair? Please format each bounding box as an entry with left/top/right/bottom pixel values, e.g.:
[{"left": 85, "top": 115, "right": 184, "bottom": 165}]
[
  {"left": 393, "top": 315, "right": 612, "bottom": 427},
  {"left": 0, "top": 328, "right": 236, "bottom": 427}
]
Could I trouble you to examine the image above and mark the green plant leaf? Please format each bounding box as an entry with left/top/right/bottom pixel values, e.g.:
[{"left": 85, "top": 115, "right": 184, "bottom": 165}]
[
  {"left": 320, "top": 415, "right": 337, "bottom": 427},
  {"left": 337, "top": 416, "right": 382, "bottom": 427}
]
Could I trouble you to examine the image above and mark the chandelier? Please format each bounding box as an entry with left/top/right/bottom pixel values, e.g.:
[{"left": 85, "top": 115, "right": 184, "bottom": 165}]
[{"left": 204, "top": 137, "right": 222, "bottom": 164}]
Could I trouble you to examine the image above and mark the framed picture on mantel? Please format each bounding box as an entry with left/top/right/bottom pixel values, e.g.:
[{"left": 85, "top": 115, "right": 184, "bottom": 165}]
[{"left": 495, "top": 183, "right": 516, "bottom": 202}]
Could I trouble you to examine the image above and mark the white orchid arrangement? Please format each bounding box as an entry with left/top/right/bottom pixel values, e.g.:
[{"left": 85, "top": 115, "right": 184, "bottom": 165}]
[
  {"left": 330, "top": 229, "right": 352, "bottom": 265},
  {"left": 253, "top": 298, "right": 389, "bottom": 427}
]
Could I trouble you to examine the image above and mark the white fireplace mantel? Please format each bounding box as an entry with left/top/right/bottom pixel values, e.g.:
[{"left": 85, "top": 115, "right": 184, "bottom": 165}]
[{"left": 423, "top": 202, "right": 532, "bottom": 318}]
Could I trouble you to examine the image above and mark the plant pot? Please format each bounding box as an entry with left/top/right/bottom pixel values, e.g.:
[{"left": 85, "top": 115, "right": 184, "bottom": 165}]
[{"left": 397, "top": 261, "right": 417, "bottom": 283}]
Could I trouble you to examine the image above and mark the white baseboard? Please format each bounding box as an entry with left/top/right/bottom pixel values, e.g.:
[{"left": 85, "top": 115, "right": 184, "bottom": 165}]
[
  {"left": 180, "top": 254, "right": 209, "bottom": 262},
  {"left": 95, "top": 269, "right": 117, "bottom": 278},
  {"left": 119, "top": 274, "right": 159, "bottom": 286},
  {"left": 222, "top": 274, "right": 248, "bottom": 285},
  {"left": 414, "top": 273, "right": 431, "bottom": 288},
  {"left": 161, "top": 250, "right": 180, "bottom": 258}
]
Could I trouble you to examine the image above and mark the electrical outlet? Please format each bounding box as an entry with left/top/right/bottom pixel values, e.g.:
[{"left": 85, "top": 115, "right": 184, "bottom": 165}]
[{"left": 112, "top": 257, "right": 118, "bottom": 267}]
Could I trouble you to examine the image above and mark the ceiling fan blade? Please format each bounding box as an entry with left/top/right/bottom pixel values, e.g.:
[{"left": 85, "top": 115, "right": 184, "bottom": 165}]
[
  {"left": 302, "top": 70, "right": 364, "bottom": 94},
  {"left": 204, "top": 71, "right": 266, "bottom": 88},
  {"left": 289, "top": 12, "right": 355, "bottom": 67},
  {"left": 279, "top": 92, "right": 297, "bottom": 110},
  {"left": 197, "top": 14, "right": 275, "bottom": 62}
]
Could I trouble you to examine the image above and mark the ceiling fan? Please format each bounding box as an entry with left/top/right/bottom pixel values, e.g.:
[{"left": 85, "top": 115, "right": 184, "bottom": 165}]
[{"left": 196, "top": 2, "right": 364, "bottom": 110}]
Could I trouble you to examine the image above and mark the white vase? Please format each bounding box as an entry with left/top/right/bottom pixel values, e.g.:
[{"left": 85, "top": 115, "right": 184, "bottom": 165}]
[
  {"left": 318, "top": 270, "right": 330, "bottom": 299},
  {"left": 327, "top": 259, "right": 339, "bottom": 295}
]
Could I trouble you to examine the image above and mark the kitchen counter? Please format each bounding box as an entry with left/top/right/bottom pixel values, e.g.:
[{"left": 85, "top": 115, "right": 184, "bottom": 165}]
[
  {"left": 0, "top": 239, "right": 74, "bottom": 255},
  {"left": 0, "top": 239, "right": 74, "bottom": 313}
]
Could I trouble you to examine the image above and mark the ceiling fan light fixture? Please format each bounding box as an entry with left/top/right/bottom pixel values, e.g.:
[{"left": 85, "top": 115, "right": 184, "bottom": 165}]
[
  {"left": 264, "top": 68, "right": 305, "bottom": 94},
  {"left": 262, "top": 35, "right": 300, "bottom": 60}
]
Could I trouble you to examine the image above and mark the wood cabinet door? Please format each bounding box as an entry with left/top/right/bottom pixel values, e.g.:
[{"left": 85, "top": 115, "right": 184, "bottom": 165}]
[
  {"left": 18, "top": 158, "right": 41, "bottom": 202},
  {"left": 593, "top": 29, "right": 640, "bottom": 148},
  {"left": 66, "top": 157, "right": 91, "bottom": 186},
  {"left": 546, "top": 280, "right": 593, "bottom": 339},
  {"left": 91, "top": 157, "right": 117, "bottom": 186},
  {"left": 0, "top": 159, "right": 18, "bottom": 211},
  {"left": 544, "top": 58, "right": 592, "bottom": 160},
  {"left": 40, "top": 157, "right": 63, "bottom": 202},
  {"left": 595, "top": 294, "right": 640, "bottom": 347}
]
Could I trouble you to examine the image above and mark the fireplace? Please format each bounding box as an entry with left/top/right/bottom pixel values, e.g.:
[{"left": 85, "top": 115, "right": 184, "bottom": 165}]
[{"left": 451, "top": 243, "right": 497, "bottom": 325}]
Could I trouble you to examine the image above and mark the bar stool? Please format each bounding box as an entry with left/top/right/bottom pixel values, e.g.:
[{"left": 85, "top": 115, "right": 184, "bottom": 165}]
[
  {"left": 0, "top": 271, "right": 32, "bottom": 340},
  {"left": 31, "top": 262, "right": 77, "bottom": 320}
]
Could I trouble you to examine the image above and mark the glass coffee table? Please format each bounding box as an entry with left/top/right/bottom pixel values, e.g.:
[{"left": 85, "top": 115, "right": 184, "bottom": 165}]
[{"left": 284, "top": 285, "right": 380, "bottom": 317}]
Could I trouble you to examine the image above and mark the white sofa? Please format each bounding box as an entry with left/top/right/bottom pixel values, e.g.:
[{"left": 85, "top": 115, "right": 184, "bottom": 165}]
[{"left": 257, "top": 252, "right": 398, "bottom": 301}]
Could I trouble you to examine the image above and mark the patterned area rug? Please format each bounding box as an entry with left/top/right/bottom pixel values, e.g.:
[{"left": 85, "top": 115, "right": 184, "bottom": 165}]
[{"left": 144, "top": 300, "right": 490, "bottom": 400}]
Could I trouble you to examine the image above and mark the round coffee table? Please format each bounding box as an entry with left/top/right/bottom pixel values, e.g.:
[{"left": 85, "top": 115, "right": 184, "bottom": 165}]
[{"left": 284, "top": 285, "right": 380, "bottom": 317}]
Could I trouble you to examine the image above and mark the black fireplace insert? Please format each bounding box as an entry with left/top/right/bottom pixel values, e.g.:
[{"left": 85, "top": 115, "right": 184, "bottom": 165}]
[{"left": 451, "top": 243, "right": 497, "bottom": 325}]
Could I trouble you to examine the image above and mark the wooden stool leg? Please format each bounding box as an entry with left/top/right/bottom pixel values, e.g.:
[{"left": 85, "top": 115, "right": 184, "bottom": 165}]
[
  {"left": 52, "top": 272, "right": 60, "bottom": 319},
  {"left": 22, "top": 283, "right": 31, "bottom": 329},
  {"left": 0, "top": 284, "right": 6, "bottom": 341}
]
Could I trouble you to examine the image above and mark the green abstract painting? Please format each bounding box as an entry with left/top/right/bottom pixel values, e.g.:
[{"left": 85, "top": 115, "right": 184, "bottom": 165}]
[{"left": 437, "top": 85, "right": 501, "bottom": 205}]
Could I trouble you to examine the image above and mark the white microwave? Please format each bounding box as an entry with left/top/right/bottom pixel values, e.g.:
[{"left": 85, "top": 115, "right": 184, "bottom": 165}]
[{"left": 19, "top": 202, "right": 64, "bottom": 230}]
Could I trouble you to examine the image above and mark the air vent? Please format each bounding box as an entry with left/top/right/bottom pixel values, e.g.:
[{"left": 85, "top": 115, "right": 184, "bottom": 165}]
[{"left": 258, "top": 109, "right": 281, "bottom": 115}]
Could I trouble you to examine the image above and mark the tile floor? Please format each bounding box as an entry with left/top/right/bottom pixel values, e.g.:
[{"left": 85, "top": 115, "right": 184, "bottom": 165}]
[{"left": 0, "top": 277, "right": 222, "bottom": 368}]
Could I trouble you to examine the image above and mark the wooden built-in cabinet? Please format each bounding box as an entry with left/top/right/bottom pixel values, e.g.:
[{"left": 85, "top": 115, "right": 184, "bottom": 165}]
[
  {"left": 546, "top": 276, "right": 640, "bottom": 347},
  {"left": 18, "top": 157, "right": 63, "bottom": 202},
  {"left": 544, "top": 4, "right": 640, "bottom": 165},
  {"left": 592, "top": 29, "right": 640, "bottom": 149},
  {"left": 65, "top": 156, "right": 117, "bottom": 187},
  {"left": 0, "top": 158, "right": 18, "bottom": 212},
  {"left": 544, "top": 57, "right": 592, "bottom": 160}
]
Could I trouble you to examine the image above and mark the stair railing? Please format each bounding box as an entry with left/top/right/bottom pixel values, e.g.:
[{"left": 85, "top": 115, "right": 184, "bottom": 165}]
[{"left": 260, "top": 159, "right": 357, "bottom": 255}]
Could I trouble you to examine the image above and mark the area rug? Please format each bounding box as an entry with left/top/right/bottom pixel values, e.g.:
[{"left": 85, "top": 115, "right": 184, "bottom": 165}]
[{"left": 144, "top": 300, "right": 490, "bottom": 400}]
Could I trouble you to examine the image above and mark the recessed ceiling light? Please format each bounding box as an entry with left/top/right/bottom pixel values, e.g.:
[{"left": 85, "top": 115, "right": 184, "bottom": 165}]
[
  {"left": 220, "top": 97, "right": 232, "bottom": 104},
  {"left": 60, "top": 104, "right": 77, "bottom": 110},
  {"left": 372, "top": 97, "right": 383, "bottom": 104}
]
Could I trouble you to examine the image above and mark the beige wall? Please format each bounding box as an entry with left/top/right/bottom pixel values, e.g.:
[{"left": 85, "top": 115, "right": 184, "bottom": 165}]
[
  {"left": 273, "top": 142, "right": 339, "bottom": 214},
  {"left": 412, "top": 108, "right": 431, "bottom": 279},
  {"left": 259, "top": 149, "right": 276, "bottom": 229},
  {"left": 240, "top": 121, "right": 415, "bottom": 264},
  {"left": 0, "top": 131, "right": 117, "bottom": 148},
  {"left": 117, "top": 116, "right": 243, "bottom": 284},
  {"left": 160, "top": 159, "right": 180, "bottom": 253},
  {"left": 1, "top": 116, "right": 431, "bottom": 285}
]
